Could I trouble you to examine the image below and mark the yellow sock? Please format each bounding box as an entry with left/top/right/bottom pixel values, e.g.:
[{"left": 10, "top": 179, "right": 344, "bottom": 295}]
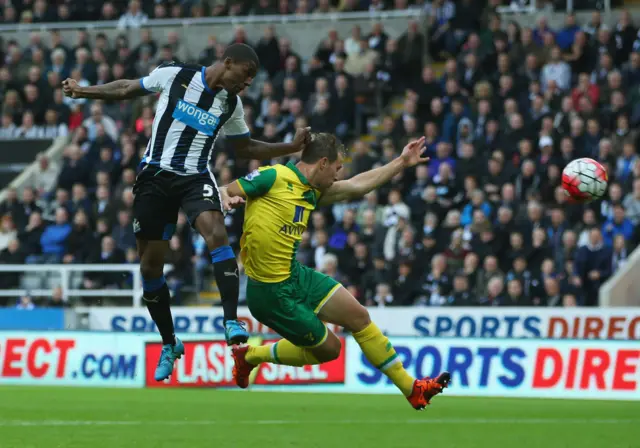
[
  {"left": 246, "top": 339, "right": 321, "bottom": 366},
  {"left": 352, "top": 322, "right": 415, "bottom": 397}
]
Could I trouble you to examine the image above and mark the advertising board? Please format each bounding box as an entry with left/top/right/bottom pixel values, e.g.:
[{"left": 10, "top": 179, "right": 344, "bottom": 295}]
[
  {"left": 88, "top": 307, "right": 640, "bottom": 340},
  {"left": 145, "top": 336, "right": 346, "bottom": 388},
  {"left": 345, "top": 338, "right": 640, "bottom": 400},
  {"left": 1, "top": 332, "right": 637, "bottom": 400},
  {"left": 0, "top": 332, "right": 142, "bottom": 387},
  {"left": 0, "top": 309, "right": 65, "bottom": 330}
]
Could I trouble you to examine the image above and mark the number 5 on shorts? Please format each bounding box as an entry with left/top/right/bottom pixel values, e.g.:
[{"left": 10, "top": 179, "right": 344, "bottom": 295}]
[{"left": 203, "top": 184, "right": 214, "bottom": 198}]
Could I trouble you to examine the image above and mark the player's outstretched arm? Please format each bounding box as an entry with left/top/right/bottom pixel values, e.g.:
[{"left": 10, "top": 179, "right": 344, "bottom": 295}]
[
  {"left": 229, "top": 127, "right": 312, "bottom": 159},
  {"left": 62, "top": 78, "right": 149, "bottom": 100},
  {"left": 318, "top": 137, "right": 427, "bottom": 207}
]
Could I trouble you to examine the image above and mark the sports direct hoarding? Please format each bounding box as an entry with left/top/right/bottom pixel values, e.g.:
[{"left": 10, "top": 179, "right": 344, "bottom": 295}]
[
  {"left": 87, "top": 307, "right": 640, "bottom": 340},
  {"left": 145, "top": 337, "right": 346, "bottom": 388},
  {"left": 345, "top": 338, "right": 640, "bottom": 400},
  {"left": 0, "top": 332, "right": 141, "bottom": 387},
  {"left": 0, "top": 332, "right": 637, "bottom": 400}
]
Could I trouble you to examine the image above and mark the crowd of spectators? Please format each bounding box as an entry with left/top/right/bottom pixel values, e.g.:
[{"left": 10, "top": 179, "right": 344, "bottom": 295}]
[
  {"left": 0, "top": 2, "right": 639, "bottom": 309},
  {"left": 0, "top": 0, "right": 611, "bottom": 27},
  {"left": 0, "top": 0, "right": 488, "bottom": 26}
]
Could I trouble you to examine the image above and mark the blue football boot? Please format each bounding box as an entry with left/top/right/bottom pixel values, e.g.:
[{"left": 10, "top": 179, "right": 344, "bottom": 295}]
[
  {"left": 225, "top": 320, "right": 249, "bottom": 345},
  {"left": 154, "top": 337, "right": 185, "bottom": 381}
]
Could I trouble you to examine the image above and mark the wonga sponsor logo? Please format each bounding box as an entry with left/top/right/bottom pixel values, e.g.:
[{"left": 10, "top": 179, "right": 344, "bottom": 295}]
[
  {"left": 0, "top": 332, "right": 143, "bottom": 387},
  {"left": 172, "top": 99, "right": 220, "bottom": 136},
  {"left": 347, "top": 338, "right": 640, "bottom": 400},
  {"left": 145, "top": 337, "right": 346, "bottom": 387}
]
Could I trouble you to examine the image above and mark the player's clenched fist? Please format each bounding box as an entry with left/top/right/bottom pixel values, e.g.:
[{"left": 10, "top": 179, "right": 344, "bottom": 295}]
[
  {"left": 291, "top": 127, "right": 312, "bottom": 151},
  {"left": 220, "top": 186, "right": 245, "bottom": 212},
  {"left": 62, "top": 78, "right": 80, "bottom": 98}
]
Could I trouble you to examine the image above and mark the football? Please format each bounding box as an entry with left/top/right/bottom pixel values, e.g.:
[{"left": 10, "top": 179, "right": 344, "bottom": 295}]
[{"left": 561, "top": 157, "right": 608, "bottom": 203}]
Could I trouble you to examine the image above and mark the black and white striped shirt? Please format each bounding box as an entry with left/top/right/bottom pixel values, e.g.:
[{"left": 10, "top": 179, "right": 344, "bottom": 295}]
[{"left": 140, "top": 62, "right": 250, "bottom": 176}]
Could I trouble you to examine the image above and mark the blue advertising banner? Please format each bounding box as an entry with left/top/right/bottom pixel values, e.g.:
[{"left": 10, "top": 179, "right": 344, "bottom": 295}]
[{"left": 0, "top": 309, "right": 65, "bottom": 330}]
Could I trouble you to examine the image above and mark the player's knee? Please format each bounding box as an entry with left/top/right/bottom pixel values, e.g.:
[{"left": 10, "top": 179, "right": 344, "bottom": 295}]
[
  {"left": 140, "top": 259, "right": 163, "bottom": 280},
  {"left": 342, "top": 305, "right": 371, "bottom": 333},
  {"left": 203, "top": 223, "right": 228, "bottom": 250}
]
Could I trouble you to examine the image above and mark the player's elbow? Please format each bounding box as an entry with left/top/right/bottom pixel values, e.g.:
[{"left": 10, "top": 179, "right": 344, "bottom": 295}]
[
  {"left": 231, "top": 140, "right": 253, "bottom": 159},
  {"left": 344, "top": 180, "right": 365, "bottom": 201}
]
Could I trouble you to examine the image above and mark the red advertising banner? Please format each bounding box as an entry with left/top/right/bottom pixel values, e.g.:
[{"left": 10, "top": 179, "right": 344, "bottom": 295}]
[{"left": 145, "top": 338, "right": 346, "bottom": 388}]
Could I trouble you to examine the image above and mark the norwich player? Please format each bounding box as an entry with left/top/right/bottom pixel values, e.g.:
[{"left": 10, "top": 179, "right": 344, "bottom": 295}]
[{"left": 221, "top": 133, "right": 449, "bottom": 410}]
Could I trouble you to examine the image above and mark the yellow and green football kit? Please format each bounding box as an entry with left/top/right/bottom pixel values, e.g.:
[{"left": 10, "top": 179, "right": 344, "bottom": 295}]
[
  {"left": 236, "top": 162, "right": 428, "bottom": 400},
  {"left": 237, "top": 162, "right": 341, "bottom": 347}
]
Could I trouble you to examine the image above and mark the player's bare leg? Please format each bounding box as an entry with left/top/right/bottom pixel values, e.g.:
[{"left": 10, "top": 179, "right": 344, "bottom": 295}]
[
  {"left": 232, "top": 331, "right": 341, "bottom": 388},
  {"left": 194, "top": 211, "right": 248, "bottom": 345},
  {"left": 318, "top": 287, "right": 450, "bottom": 410},
  {"left": 137, "top": 239, "right": 184, "bottom": 381}
]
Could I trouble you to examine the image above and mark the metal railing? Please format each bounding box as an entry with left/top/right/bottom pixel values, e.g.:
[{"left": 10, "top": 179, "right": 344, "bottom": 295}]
[
  {"left": 496, "top": 0, "right": 612, "bottom": 14},
  {"left": 0, "top": 264, "right": 172, "bottom": 307}
]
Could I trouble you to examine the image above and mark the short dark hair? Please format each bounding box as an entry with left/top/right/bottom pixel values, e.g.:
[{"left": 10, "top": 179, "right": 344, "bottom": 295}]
[
  {"left": 300, "top": 133, "right": 345, "bottom": 164},
  {"left": 223, "top": 43, "right": 260, "bottom": 68}
]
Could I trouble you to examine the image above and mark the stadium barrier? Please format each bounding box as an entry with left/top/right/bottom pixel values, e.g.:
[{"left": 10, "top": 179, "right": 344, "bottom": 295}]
[
  {"left": 0, "top": 264, "right": 172, "bottom": 307},
  {"left": 81, "top": 306, "right": 640, "bottom": 340},
  {"left": 0, "top": 331, "right": 637, "bottom": 400},
  {"left": 599, "top": 246, "right": 640, "bottom": 307}
]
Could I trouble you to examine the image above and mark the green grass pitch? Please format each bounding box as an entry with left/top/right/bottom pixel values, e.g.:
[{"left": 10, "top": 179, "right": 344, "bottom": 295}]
[{"left": 0, "top": 387, "right": 638, "bottom": 448}]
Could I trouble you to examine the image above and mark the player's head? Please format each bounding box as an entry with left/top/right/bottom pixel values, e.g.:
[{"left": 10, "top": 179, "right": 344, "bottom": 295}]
[
  {"left": 300, "top": 133, "right": 345, "bottom": 190},
  {"left": 221, "top": 43, "right": 259, "bottom": 94}
]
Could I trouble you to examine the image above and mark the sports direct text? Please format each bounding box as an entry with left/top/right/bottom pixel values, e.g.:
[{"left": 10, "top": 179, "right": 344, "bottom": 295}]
[{"left": 89, "top": 307, "right": 640, "bottom": 340}]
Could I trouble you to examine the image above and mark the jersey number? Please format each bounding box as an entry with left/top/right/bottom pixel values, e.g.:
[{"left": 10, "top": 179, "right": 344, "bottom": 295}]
[
  {"left": 203, "top": 185, "right": 215, "bottom": 198},
  {"left": 293, "top": 205, "right": 304, "bottom": 223}
]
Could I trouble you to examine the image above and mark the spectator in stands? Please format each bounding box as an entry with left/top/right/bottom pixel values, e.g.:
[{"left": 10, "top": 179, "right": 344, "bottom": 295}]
[
  {"left": 84, "top": 235, "right": 125, "bottom": 289},
  {"left": 57, "top": 145, "right": 90, "bottom": 191},
  {"left": 63, "top": 209, "right": 94, "bottom": 264},
  {"left": 17, "top": 110, "right": 42, "bottom": 139},
  {"left": 0, "top": 238, "right": 23, "bottom": 291},
  {"left": 0, "top": 112, "right": 18, "bottom": 139},
  {"left": 117, "top": 0, "right": 148, "bottom": 29},
  {"left": 18, "top": 211, "right": 44, "bottom": 257},
  {"left": 575, "top": 228, "right": 612, "bottom": 306},
  {"left": 83, "top": 103, "right": 118, "bottom": 142},
  {"left": 345, "top": 39, "right": 377, "bottom": 76},
  {"left": 36, "top": 207, "right": 72, "bottom": 264},
  {"left": 111, "top": 209, "right": 136, "bottom": 252},
  {"left": 602, "top": 204, "right": 634, "bottom": 247},
  {"left": 0, "top": 214, "right": 17, "bottom": 252},
  {"left": 48, "top": 286, "right": 67, "bottom": 308},
  {"left": 30, "top": 154, "right": 60, "bottom": 197},
  {"left": 16, "top": 295, "right": 35, "bottom": 310}
]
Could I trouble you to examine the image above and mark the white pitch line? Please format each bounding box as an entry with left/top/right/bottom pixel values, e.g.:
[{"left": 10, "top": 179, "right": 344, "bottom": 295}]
[{"left": 0, "top": 418, "right": 637, "bottom": 427}]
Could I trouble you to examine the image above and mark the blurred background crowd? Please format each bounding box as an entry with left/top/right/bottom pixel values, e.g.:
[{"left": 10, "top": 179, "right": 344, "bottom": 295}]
[
  {"left": 0, "top": 0, "right": 638, "bottom": 309},
  {"left": 0, "top": 0, "right": 615, "bottom": 25}
]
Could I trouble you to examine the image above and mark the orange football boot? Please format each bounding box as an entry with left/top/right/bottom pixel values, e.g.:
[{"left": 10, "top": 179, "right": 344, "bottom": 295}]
[
  {"left": 231, "top": 345, "right": 257, "bottom": 389},
  {"left": 407, "top": 371, "right": 451, "bottom": 410}
]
